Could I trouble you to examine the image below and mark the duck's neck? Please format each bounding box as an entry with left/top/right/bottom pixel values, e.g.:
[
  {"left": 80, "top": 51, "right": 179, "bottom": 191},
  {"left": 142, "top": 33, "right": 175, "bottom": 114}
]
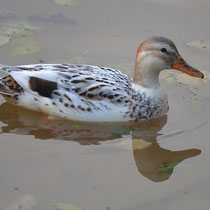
[{"left": 133, "top": 58, "right": 161, "bottom": 89}]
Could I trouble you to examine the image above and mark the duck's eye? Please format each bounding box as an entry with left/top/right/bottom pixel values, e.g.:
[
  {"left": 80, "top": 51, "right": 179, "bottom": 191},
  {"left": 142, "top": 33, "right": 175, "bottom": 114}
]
[{"left": 160, "top": 48, "right": 167, "bottom": 53}]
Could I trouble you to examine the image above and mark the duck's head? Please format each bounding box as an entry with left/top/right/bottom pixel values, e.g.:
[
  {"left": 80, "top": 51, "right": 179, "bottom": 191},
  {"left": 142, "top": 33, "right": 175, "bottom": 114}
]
[{"left": 134, "top": 36, "right": 204, "bottom": 88}]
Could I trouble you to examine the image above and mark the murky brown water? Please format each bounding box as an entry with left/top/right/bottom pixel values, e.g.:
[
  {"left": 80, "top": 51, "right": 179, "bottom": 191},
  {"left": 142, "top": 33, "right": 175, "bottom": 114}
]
[{"left": 0, "top": 0, "right": 210, "bottom": 209}]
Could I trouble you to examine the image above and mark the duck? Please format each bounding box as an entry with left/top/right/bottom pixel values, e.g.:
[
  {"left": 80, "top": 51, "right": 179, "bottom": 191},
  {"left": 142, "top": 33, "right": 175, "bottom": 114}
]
[{"left": 0, "top": 36, "right": 204, "bottom": 122}]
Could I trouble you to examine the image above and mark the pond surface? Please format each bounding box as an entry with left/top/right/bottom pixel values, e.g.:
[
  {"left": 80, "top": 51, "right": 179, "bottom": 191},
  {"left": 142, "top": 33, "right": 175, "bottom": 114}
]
[{"left": 0, "top": 0, "right": 210, "bottom": 210}]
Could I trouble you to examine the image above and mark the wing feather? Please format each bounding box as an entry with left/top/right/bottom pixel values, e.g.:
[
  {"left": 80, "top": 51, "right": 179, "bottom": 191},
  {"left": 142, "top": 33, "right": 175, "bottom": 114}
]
[{"left": 0, "top": 64, "right": 133, "bottom": 103}]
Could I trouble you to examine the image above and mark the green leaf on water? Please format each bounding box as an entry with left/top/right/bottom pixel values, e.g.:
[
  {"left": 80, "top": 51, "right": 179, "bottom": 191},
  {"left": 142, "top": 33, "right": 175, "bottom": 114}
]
[
  {"left": 4, "top": 194, "right": 37, "bottom": 210},
  {"left": 0, "top": 20, "right": 40, "bottom": 47},
  {"left": 158, "top": 162, "right": 178, "bottom": 175},
  {"left": 7, "top": 22, "right": 41, "bottom": 56},
  {"left": 2, "top": 20, "right": 41, "bottom": 31},
  {"left": 54, "top": 203, "right": 82, "bottom": 210},
  {"left": 0, "top": 20, "right": 41, "bottom": 55},
  {"left": 184, "top": 97, "right": 201, "bottom": 106},
  {"left": 10, "top": 36, "right": 40, "bottom": 56},
  {"left": 0, "top": 34, "right": 11, "bottom": 46},
  {"left": 54, "top": 0, "right": 78, "bottom": 6},
  {"left": 72, "top": 125, "right": 81, "bottom": 129}
]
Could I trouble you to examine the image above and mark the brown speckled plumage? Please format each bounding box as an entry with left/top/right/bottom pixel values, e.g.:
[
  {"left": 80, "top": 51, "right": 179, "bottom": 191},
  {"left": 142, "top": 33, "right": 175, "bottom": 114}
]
[{"left": 0, "top": 63, "right": 168, "bottom": 121}]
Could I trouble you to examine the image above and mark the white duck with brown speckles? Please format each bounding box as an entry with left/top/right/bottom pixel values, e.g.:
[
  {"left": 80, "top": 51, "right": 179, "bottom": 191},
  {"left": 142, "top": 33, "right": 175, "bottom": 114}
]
[{"left": 0, "top": 37, "right": 204, "bottom": 122}]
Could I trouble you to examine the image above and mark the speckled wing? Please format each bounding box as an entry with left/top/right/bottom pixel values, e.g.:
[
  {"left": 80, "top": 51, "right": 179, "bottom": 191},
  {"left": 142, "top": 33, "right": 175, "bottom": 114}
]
[
  {"left": 0, "top": 64, "right": 168, "bottom": 122},
  {"left": 55, "top": 65, "right": 134, "bottom": 104},
  {"left": 0, "top": 64, "right": 134, "bottom": 104}
]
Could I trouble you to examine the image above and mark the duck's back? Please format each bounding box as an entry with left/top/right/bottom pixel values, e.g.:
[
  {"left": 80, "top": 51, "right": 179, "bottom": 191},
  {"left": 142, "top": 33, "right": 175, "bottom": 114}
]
[{"left": 0, "top": 64, "right": 136, "bottom": 122}]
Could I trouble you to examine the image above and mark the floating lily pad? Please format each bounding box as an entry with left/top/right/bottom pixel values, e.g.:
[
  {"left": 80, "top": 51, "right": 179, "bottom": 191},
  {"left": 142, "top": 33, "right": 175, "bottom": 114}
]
[
  {"left": 8, "top": 25, "right": 40, "bottom": 56},
  {"left": 54, "top": 0, "right": 78, "bottom": 6},
  {"left": 0, "top": 20, "right": 39, "bottom": 48},
  {"left": 0, "top": 34, "right": 11, "bottom": 46},
  {"left": 10, "top": 36, "right": 40, "bottom": 56},
  {"left": 0, "top": 20, "right": 41, "bottom": 55},
  {"left": 2, "top": 20, "right": 41, "bottom": 31},
  {"left": 28, "top": 13, "right": 77, "bottom": 25},
  {"left": 184, "top": 97, "right": 201, "bottom": 106},
  {"left": 54, "top": 203, "right": 82, "bottom": 210},
  {"left": 158, "top": 162, "right": 178, "bottom": 175},
  {"left": 12, "top": 28, "right": 34, "bottom": 37},
  {"left": 187, "top": 40, "right": 210, "bottom": 52},
  {"left": 4, "top": 194, "right": 36, "bottom": 210}
]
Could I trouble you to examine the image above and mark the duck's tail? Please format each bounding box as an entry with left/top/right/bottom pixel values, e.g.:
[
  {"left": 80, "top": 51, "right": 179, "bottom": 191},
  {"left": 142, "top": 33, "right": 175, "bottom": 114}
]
[{"left": 0, "top": 75, "right": 21, "bottom": 103}]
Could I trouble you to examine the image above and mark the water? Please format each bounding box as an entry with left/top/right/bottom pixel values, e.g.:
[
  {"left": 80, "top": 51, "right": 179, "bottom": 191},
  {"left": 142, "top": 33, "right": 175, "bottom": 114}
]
[{"left": 0, "top": 0, "right": 210, "bottom": 209}]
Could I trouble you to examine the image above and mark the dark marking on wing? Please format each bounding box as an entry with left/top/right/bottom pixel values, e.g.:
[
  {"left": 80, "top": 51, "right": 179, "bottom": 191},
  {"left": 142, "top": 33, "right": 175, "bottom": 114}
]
[
  {"left": 64, "top": 103, "right": 69, "bottom": 107},
  {"left": 85, "top": 77, "right": 95, "bottom": 80},
  {"left": 88, "top": 86, "right": 100, "bottom": 91},
  {"left": 29, "top": 77, "right": 57, "bottom": 98},
  {"left": 71, "top": 80, "right": 88, "bottom": 84},
  {"left": 63, "top": 94, "right": 72, "bottom": 102},
  {"left": 53, "top": 65, "right": 69, "bottom": 69},
  {"left": 52, "top": 92, "right": 61, "bottom": 96}
]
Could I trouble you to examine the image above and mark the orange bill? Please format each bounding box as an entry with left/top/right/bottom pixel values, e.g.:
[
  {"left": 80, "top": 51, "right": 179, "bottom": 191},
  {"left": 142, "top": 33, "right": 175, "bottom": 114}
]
[{"left": 172, "top": 56, "right": 204, "bottom": 79}]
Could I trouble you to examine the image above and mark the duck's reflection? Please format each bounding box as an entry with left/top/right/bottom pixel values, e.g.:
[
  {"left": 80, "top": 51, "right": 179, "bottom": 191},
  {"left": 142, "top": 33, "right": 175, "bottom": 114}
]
[
  {"left": 0, "top": 102, "right": 201, "bottom": 182},
  {"left": 132, "top": 139, "right": 200, "bottom": 182}
]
